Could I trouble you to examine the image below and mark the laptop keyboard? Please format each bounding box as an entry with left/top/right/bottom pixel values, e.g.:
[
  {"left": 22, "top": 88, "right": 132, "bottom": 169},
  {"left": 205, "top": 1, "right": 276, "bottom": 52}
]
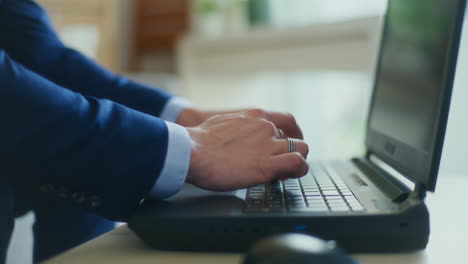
[{"left": 244, "top": 164, "right": 365, "bottom": 214}]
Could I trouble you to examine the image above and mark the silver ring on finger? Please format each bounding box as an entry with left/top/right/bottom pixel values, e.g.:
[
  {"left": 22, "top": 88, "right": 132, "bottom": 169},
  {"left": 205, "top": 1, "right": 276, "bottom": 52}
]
[
  {"left": 277, "top": 129, "right": 285, "bottom": 139},
  {"left": 287, "top": 138, "right": 296, "bottom": 153}
]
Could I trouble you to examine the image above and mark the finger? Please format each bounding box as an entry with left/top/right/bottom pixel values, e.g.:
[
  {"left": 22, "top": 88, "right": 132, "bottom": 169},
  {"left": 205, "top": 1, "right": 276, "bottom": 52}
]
[
  {"left": 268, "top": 153, "right": 309, "bottom": 179},
  {"left": 205, "top": 112, "right": 245, "bottom": 122},
  {"left": 243, "top": 109, "right": 303, "bottom": 139},
  {"left": 272, "top": 138, "right": 309, "bottom": 159},
  {"left": 243, "top": 108, "right": 269, "bottom": 119},
  {"left": 265, "top": 111, "right": 304, "bottom": 139},
  {"left": 277, "top": 175, "right": 290, "bottom": 181},
  {"left": 276, "top": 128, "right": 285, "bottom": 140}
]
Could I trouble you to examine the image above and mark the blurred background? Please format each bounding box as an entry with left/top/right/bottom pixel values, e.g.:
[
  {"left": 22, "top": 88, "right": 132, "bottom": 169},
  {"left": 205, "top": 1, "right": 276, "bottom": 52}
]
[
  {"left": 7, "top": 1, "right": 467, "bottom": 263},
  {"left": 34, "top": 0, "right": 389, "bottom": 160}
]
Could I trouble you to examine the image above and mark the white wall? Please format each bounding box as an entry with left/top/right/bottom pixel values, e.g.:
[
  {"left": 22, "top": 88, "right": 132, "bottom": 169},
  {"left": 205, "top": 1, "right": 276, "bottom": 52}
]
[{"left": 439, "top": 14, "right": 468, "bottom": 176}]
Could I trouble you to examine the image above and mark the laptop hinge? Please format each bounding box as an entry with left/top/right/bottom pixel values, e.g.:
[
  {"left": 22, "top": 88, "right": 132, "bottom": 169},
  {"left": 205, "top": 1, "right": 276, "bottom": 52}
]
[
  {"left": 408, "top": 183, "right": 427, "bottom": 200},
  {"left": 353, "top": 155, "right": 413, "bottom": 202},
  {"left": 367, "top": 154, "right": 428, "bottom": 200}
]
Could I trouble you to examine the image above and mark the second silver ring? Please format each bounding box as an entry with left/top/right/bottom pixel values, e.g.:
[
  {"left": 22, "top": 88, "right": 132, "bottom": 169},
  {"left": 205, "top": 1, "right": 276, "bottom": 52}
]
[{"left": 287, "top": 138, "right": 296, "bottom": 153}]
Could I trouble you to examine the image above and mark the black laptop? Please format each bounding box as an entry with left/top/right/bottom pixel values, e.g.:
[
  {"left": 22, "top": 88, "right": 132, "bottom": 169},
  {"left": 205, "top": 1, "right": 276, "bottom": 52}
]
[{"left": 129, "top": 0, "right": 466, "bottom": 253}]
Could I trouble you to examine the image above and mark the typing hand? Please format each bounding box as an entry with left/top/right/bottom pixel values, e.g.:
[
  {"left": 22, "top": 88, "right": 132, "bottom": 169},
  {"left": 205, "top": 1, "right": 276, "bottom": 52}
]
[
  {"left": 185, "top": 110, "right": 309, "bottom": 192},
  {"left": 177, "top": 108, "right": 304, "bottom": 140}
]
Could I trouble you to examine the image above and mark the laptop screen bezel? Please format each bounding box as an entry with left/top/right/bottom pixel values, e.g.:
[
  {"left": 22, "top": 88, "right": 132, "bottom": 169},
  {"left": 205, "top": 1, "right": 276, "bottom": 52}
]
[{"left": 365, "top": 0, "right": 466, "bottom": 192}]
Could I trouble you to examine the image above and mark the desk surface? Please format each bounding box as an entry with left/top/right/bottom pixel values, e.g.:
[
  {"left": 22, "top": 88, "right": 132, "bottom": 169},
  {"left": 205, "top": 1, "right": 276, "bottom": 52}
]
[{"left": 44, "top": 175, "right": 468, "bottom": 264}]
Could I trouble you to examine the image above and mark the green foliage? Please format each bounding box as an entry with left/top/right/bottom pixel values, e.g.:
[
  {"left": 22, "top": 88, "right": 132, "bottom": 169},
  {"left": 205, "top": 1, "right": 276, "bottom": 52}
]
[{"left": 198, "top": 0, "right": 220, "bottom": 14}]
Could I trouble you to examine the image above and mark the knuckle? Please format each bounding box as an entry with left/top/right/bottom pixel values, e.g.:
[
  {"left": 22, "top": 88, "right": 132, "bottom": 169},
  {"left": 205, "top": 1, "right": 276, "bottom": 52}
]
[
  {"left": 257, "top": 120, "right": 276, "bottom": 133},
  {"left": 247, "top": 108, "right": 266, "bottom": 118},
  {"left": 285, "top": 112, "right": 296, "bottom": 123}
]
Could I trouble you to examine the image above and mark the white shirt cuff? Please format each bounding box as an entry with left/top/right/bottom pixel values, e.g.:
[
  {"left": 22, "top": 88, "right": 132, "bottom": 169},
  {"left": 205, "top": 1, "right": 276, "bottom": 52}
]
[
  {"left": 159, "top": 97, "right": 193, "bottom": 123},
  {"left": 148, "top": 121, "right": 192, "bottom": 199}
]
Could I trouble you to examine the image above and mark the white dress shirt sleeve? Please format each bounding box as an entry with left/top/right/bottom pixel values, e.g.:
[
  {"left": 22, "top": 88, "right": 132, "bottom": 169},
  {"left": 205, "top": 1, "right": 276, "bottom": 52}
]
[
  {"left": 147, "top": 97, "right": 193, "bottom": 199},
  {"left": 159, "top": 97, "right": 193, "bottom": 123}
]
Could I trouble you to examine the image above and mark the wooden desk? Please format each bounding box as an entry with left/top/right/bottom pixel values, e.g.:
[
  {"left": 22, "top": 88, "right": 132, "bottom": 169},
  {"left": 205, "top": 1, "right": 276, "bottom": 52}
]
[{"left": 43, "top": 175, "right": 468, "bottom": 264}]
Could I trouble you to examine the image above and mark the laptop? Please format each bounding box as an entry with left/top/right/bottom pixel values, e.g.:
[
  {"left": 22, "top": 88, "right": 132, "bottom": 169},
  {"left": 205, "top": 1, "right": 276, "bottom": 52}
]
[{"left": 129, "top": 0, "right": 466, "bottom": 253}]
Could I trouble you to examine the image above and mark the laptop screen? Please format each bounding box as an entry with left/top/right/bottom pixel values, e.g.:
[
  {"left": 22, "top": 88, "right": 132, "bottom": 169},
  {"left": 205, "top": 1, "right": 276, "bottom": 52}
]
[{"left": 366, "top": 0, "right": 466, "bottom": 191}]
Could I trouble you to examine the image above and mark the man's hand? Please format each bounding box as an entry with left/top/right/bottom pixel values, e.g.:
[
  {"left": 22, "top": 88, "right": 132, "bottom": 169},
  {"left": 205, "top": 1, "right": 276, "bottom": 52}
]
[
  {"left": 185, "top": 109, "right": 309, "bottom": 192},
  {"left": 177, "top": 108, "right": 304, "bottom": 139}
]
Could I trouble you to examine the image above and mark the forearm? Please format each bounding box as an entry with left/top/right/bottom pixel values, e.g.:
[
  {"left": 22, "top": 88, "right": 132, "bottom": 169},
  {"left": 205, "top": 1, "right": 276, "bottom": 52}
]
[{"left": 0, "top": 50, "right": 168, "bottom": 221}]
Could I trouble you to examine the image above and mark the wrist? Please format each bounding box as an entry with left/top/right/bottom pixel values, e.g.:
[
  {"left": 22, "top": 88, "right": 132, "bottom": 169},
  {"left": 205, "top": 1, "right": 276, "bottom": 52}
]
[{"left": 185, "top": 127, "right": 202, "bottom": 185}]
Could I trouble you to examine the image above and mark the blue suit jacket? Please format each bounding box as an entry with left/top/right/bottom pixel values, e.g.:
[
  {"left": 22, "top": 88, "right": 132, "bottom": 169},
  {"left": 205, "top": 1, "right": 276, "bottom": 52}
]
[{"left": 0, "top": 0, "right": 175, "bottom": 260}]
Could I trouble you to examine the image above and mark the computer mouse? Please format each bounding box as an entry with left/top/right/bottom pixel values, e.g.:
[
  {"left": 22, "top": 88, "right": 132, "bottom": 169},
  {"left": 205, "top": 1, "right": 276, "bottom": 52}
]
[{"left": 243, "top": 233, "right": 360, "bottom": 264}]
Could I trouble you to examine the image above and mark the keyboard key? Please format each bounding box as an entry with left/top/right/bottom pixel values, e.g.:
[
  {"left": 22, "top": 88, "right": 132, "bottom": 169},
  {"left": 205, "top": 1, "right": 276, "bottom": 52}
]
[
  {"left": 244, "top": 164, "right": 358, "bottom": 214},
  {"left": 266, "top": 192, "right": 282, "bottom": 196},
  {"left": 322, "top": 191, "right": 340, "bottom": 196},
  {"left": 284, "top": 179, "right": 298, "bottom": 183},
  {"left": 302, "top": 184, "right": 318, "bottom": 187},
  {"left": 287, "top": 199, "right": 304, "bottom": 204},
  {"left": 303, "top": 191, "right": 321, "bottom": 195},
  {"left": 326, "top": 199, "right": 346, "bottom": 203},
  {"left": 325, "top": 196, "right": 344, "bottom": 200},
  {"left": 307, "top": 203, "right": 327, "bottom": 208},
  {"left": 246, "top": 200, "right": 264, "bottom": 205},
  {"left": 284, "top": 188, "right": 301, "bottom": 192},
  {"left": 246, "top": 195, "right": 263, "bottom": 199},
  {"left": 266, "top": 200, "right": 282, "bottom": 205},
  {"left": 285, "top": 190, "right": 302, "bottom": 196},
  {"left": 266, "top": 204, "right": 283, "bottom": 209},
  {"left": 286, "top": 197, "right": 304, "bottom": 201},
  {"left": 287, "top": 197, "right": 305, "bottom": 201},
  {"left": 306, "top": 196, "right": 324, "bottom": 201},
  {"left": 287, "top": 201, "right": 306, "bottom": 207},
  {"left": 327, "top": 202, "right": 347, "bottom": 206},
  {"left": 328, "top": 203, "right": 347, "bottom": 208},
  {"left": 301, "top": 187, "right": 318, "bottom": 190},
  {"left": 307, "top": 201, "right": 325, "bottom": 206},
  {"left": 301, "top": 179, "right": 315, "bottom": 183},
  {"left": 303, "top": 190, "right": 320, "bottom": 193}
]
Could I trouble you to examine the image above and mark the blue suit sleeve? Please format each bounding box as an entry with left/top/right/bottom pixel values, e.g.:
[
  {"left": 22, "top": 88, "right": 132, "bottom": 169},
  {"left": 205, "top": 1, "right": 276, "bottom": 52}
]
[
  {"left": 0, "top": 0, "right": 171, "bottom": 117},
  {"left": 0, "top": 50, "right": 169, "bottom": 221}
]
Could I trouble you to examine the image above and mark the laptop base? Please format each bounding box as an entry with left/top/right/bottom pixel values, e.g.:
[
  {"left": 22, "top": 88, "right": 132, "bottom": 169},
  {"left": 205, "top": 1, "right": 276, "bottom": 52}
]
[{"left": 128, "top": 198, "right": 429, "bottom": 253}]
